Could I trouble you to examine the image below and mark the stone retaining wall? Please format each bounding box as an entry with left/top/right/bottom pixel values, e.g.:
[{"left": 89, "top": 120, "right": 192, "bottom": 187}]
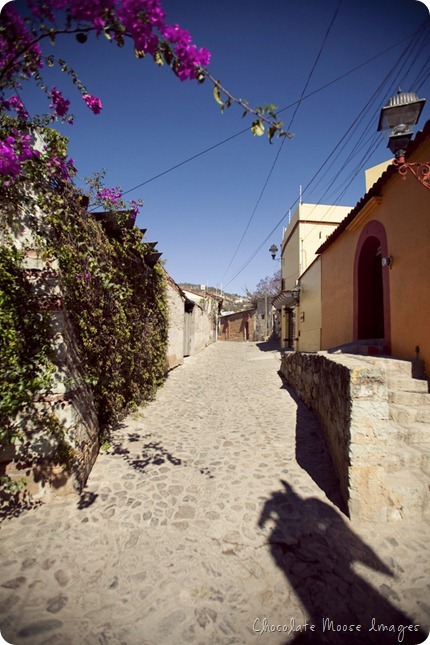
[{"left": 280, "top": 351, "right": 392, "bottom": 522}]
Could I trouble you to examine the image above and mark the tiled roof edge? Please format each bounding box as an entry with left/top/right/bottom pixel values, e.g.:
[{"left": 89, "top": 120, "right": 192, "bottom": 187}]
[{"left": 316, "top": 119, "right": 430, "bottom": 254}]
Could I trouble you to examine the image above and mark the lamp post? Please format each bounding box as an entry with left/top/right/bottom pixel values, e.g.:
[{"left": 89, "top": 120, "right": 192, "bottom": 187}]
[
  {"left": 378, "top": 89, "right": 429, "bottom": 190},
  {"left": 291, "top": 285, "right": 300, "bottom": 302},
  {"left": 269, "top": 244, "right": 281, "bottom": 262},
  {"left": 269, "top": 244, "right": 279, "bottom": 260}
]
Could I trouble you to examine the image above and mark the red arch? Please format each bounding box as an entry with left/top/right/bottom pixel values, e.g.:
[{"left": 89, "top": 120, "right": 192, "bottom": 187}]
[{"left": 353, "top": 220, "right": 391, "bottom": 354}]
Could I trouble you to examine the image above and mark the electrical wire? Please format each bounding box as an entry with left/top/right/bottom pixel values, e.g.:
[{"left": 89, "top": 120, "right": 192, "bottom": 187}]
[
  {"left": 117, "top": 22, "right": 426, "bottom": 200},
  {"left": 219, "top": 0, "right": 343, "bottom": 284},
  {"left": 223, "top": 23, "right": 430, "bottom": 289}
]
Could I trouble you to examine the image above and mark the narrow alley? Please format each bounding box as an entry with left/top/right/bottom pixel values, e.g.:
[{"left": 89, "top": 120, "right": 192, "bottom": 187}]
[{"left": 1, "top": 342, "right": 429, "bottom": 645}]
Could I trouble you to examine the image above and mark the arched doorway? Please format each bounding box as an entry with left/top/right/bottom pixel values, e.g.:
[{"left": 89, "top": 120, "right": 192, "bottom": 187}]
[
  {"left": 353, "top": 220, "right": 391, "bottom": 352},
  {"left": 357, "top": 236, "right": 384, "bottom": 339}
]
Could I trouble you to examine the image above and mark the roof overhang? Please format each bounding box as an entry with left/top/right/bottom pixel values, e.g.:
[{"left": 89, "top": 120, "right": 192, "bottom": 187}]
[{"left": 272, "top": 290, "right": 297, "bottom": 309}]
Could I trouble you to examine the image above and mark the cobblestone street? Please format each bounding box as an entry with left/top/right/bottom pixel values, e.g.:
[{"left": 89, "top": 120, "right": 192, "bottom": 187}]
[{"left": 1, "top": 341, "right": 429, "bottom": 645}]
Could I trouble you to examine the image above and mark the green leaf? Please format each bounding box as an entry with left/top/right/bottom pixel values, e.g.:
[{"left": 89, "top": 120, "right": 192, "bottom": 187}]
[
  {"left": 251, "top": 120, "right": 265, "bottom": 136},
  {"left": 268, "top": 126, "right": 278, "bottom": 142},
  {"left": 162, "top": 45, "right": 173, "bottom": 66},
  {"left": 213, "top": 85, "right": 224, "bottom": 107},
  {"left": 154, "top": 51, "right": 164, "bottom": 66}
]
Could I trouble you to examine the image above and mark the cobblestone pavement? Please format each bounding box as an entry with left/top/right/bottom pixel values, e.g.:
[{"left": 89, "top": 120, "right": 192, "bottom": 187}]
[{"left": 1, "top": 341, "right": 429, "bottom": 645}]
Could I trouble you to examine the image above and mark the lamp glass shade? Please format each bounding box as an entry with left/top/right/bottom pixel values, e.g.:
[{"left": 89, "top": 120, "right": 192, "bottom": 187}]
[
  {"left": 378, "top": 93, "right": 426, "bottom": 132},
  {"left": 387, "top": 131, "right": 413, "bottom": 155}
]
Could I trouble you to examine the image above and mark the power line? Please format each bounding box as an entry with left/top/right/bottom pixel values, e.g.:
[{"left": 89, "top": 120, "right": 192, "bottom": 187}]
[
  {"left": 219, "top": 0, "right": 343, "bottom": 284},
  {"left": 118, "top": 23, "right": 425, "bottom": 200},
  {"left": 223, "top": 22, "right": 430, "bottom": 289},
  {"left": 285, "top": 0, "right": 343, "bottom": 132},
  {"left": 219, "top": 138, "right": 286, "bottom": 282}
]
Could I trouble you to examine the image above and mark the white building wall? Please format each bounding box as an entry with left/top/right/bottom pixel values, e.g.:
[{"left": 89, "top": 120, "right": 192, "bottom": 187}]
[
  {"left": 165, "top": 279, "right": 185, "bottom": 371},
  {"left": 189, "top": 295, "right": 216, "bottom": 355}
]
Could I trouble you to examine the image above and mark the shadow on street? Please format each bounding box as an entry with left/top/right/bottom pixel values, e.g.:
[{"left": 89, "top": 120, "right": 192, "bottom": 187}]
[
  {"left": 281, "top": 380, "right": 347, "bottom": 515},
  {"left": 258, "top": 480, "right": 426, "bottom": 644}
]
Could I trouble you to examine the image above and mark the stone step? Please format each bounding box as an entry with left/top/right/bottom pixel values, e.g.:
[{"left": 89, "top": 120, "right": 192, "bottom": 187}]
[
  {"left": 383, "top": 442, "right": 430, "bottom": 475},
  {"left": 390, "top": 403, "right": 430, "bottom": 424},
  {"left": 388, "top": 390, "right": 430, "bottom": 406},
  {"left": 388, "top": 376, "right": 429, "bottom": 393},
  {"left": 385, "top": 469, "right": 430, "bottom": 521},
  {"left": 353, "top": 354, "right": 423, "bottom": 377},
  {"left": 405, "top": 422, "right": 430, "bottom": 443}
]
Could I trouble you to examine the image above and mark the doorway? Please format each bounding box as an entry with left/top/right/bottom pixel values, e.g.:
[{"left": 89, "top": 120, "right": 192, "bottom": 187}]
[{"left": 357, "top": 236, "right": 384, "bottom": 339}]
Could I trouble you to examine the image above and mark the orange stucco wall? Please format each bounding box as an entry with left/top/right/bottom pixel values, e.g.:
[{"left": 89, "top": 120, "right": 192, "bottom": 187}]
[{"left": 321, "top": 131, "right": 430, "bottom": 368}]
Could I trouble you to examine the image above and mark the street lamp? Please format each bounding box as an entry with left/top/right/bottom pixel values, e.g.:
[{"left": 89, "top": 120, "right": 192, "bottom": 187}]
[
  {"left": 291, "top": 285, "right": 300, "bottom": 301},
  {"left": 269, "top": 244, "right": 278, "bottom": 260},
  {"left": 378, "top": 89, "right": 429, "bottom": 189}
]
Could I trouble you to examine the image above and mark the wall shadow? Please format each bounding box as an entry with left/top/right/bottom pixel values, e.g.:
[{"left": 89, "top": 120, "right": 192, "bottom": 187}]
[
  {"left": 279, "top": 376, "right": 347, "bottom": 515},
  {"left": 256, "top": 339, "right": 283, "bottom": 353},
  {"left": 258, "top": 480, "right": 427, "bottom": 644}
]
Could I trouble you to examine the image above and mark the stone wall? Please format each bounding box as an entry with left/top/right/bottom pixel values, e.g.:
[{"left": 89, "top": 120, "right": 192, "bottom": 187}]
[
  {"left": 1, "top": 205, "right": 99, "bottom": 500},
  {"left": 165, "top": 276, "right": 185, "bottom": 371},
  {"left": 189, "top": 297, "right": 216, "bottom": 355},
  {"left": 280, "top": 351, "right": 392, "bottom": 522}
]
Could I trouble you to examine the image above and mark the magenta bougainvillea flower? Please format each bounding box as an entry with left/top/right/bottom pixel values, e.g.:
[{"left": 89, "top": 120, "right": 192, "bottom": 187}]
[
  {"left": 1, "top": 96, "right": 29, "bottom": 119},
  {"left": 82, "top": 94, "right": 103, "bottom": 115},
  {"left": 69, "top": 0, "right": 115, "bottom": 34},
  {"left": 97, "top": 187, "right": 123, "bottom": 203},
  {"left": 0, "top": 5, "right": 43, "bottom": 82},
  {"left": 0, "top": 0, "right": 213, "bottom": 188},
  {"left": 0, "top": 132, "right": 40, "bottom": 181},
  {"left": 50, "top": 86, "right": 71, "bottom": 118}
]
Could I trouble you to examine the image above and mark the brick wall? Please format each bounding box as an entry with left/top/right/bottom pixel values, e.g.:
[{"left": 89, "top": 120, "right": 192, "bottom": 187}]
[{"left": 219, "top": 309, "right": 256, "bottom": 341}]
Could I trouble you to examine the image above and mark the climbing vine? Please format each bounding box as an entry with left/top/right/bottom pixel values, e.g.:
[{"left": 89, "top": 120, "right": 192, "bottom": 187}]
[
  {"left": 0, "top": 120, "right": 168, "bottom": 504},
  {"left": 42, "top": 178, "right": 169, "bottom": 426},
  {"left": 0, "top": 244, "right": 54, "bottom": 445}
]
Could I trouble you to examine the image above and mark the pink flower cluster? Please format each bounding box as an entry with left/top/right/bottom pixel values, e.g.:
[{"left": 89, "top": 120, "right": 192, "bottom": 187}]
[
  {"left": 97, "top": 187, "right": 123, "bottom": 203},
  {"left": 50, "top": 86, "right": 71, "bottom": 118},
  {"left": 82, "top": 94, "right": 103, "bottom": 115},
  {"left": 162, "top": 23, "right": 211, "bottom": 80},
  {"left": 0, "top": 131, "right": 40, "bottom": 183},
  {"left": 1, "top": 96, "right": 29, "bottom": 120},
  {"left": 129, "top": 199, "right": 142, "bottom": 218},
  {"left": 46, "top": 155, "right": 76, "bottom": 180},
  {"left": 116, "top": 0, "right": 211, "bottom": 80},
  {"left": 117, "top": 0, "right": 165, "bottom": 55},
  {"left": 28, "top": 0, "right": 68, "bottom": 23},
  {"left": 0, "top": 0, "right": 212, "bottom": 187},
  {"left": 0, "top": 5, "right": 43, "bottom": 84},
  {"left": 69, "top": 0, "right": 115, "bottom": 35}
]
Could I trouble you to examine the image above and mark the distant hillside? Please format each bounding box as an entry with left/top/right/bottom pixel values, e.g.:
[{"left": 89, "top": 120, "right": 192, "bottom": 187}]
[{"left": 178, "top": 283, "right": 252, "bottom": 312}]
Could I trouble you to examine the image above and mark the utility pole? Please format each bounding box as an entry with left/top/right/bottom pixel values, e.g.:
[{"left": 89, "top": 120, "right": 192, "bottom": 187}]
[{"left": 265, "top": 292, "right": 268, "bottom": 340}]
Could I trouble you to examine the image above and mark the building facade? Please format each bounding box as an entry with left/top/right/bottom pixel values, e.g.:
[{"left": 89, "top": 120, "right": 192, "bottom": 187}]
[
  {"left": 218, "top": 309, "right": 256, "bottom": 341},
  {"left": 317, "top": 120, "right": 430, "bottom": 369},
  {"left": 273, "top": 203, "right": 352, "bottom": 351}
]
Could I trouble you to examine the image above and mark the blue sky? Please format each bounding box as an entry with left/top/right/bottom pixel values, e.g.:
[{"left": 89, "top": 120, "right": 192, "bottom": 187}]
[{"left": 7, "top": 0, "right": 430, "bottom": 295}]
